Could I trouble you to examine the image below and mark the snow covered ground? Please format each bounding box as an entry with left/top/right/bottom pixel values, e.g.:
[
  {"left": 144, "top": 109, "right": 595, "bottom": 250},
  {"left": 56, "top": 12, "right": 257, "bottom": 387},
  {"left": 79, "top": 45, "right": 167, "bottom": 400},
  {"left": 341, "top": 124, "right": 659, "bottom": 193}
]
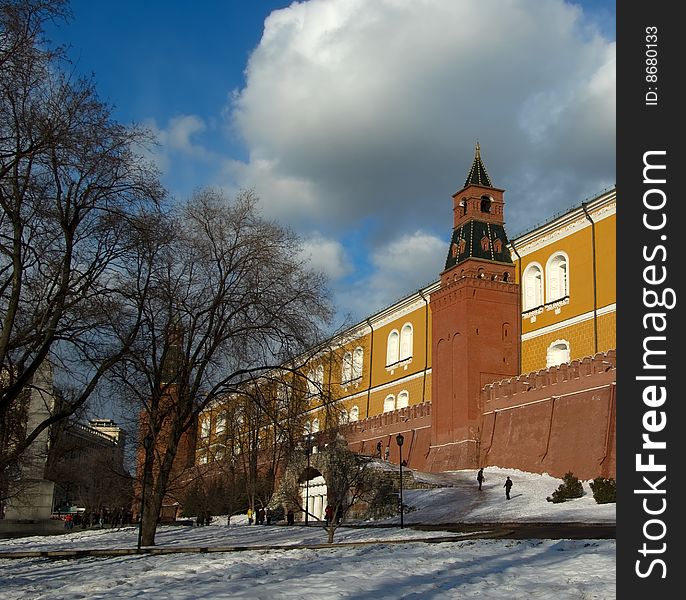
[{"left": 0, "top": 468, "right": 616, "bottom": 599}]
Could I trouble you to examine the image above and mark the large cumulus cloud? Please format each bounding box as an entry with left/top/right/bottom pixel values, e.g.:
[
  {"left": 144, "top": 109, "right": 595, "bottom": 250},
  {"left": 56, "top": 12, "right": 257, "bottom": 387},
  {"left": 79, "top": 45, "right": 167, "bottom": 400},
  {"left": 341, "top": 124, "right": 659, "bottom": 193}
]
[
  {"left": 229, "top": 0, "right": 614, "bottom": 234},
  {"left": 222, "top": 0, "right": 615, "bottom": 322}
]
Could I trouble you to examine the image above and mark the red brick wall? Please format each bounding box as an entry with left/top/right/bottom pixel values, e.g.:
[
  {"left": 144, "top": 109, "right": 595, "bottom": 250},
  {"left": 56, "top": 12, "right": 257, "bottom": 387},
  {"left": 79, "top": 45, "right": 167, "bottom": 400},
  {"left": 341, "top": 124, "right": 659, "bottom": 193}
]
[
  {"left": 479, "top": 350, "right": 616, "bottom": 480},
  {"left": 341, "top": 351, "right": 616, "bottom": 481}
]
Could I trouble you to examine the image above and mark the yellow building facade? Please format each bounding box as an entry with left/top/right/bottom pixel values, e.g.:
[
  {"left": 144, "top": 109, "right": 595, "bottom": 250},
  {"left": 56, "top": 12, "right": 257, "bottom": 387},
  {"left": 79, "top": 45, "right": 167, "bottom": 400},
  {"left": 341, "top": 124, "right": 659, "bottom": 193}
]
[{"left": 196, "top": 183, "right": 616, "bottom": 464}]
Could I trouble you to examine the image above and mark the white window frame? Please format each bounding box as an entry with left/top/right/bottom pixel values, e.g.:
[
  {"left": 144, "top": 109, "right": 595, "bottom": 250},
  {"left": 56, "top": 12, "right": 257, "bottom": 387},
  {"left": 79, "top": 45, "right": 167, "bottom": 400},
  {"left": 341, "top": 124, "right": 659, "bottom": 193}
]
[
  {"left": 545, "top": 252, "right": 569, "bottom": 303},
  {"left": 546, "top": 339, "right": 571, "bottom": 367},
  {"left": 352, "top": 347, "right": 364, "bottom": 381},
  {"left": 341, "top": 351, "right": 353, "bottom": 385},
  {"left": 386, "top": 330, "right": 400, "bottom": 366},
  {"left": 522, "top": 262, "right": 544, "bottom": 310},
  {"left": 215, "top": 414, "right": 226, "bottom": 435},
  {"left": 396, "top": 390, "right": 409, "bottom": 409},
  {"left": 399, "top": 323, "right": 413, "bottom": 362},
  {"left": 350, "top": 406, "right": 359, "bottom": 422},
  {"left": 383, "top": 394, "right": 396, "bottom": 413}
]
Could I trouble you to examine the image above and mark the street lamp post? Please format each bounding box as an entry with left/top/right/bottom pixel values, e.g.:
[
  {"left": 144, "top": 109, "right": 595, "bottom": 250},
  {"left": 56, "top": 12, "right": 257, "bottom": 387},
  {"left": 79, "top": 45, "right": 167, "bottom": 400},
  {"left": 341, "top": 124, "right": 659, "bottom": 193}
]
[
  {"left": 396, "top": 433, "right": 404, "bottom": 529},
  {"left": 137, "top": 433, "right": 153, "bottom": 551},
  {"left": 304, "top": 433, "right": 311, "bottom": 526}
]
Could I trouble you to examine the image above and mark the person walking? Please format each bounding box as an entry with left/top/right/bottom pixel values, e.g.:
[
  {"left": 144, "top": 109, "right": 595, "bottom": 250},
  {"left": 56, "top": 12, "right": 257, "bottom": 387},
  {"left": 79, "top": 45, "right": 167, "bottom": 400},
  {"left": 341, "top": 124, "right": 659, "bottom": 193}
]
[
  {"left": 287, "top": 509, "right": 295, "bottom": 525},
  {"left": 325, "top": 504, "right": 334, "bottom": 526},
  {"left": 477, "top": 468, "right": 484, "bottom": 491},
  {"left": 376, "top": 441, "right": 382, "bottom": 458},
  {"left": 247, "top": 507, "right": 254, "bottom": 525},
  {"left": 504, "top": 476, "right": 513, "bottom": 500},
  {"left": 384, "top": 445, "right": 390, "bottom": 462}
]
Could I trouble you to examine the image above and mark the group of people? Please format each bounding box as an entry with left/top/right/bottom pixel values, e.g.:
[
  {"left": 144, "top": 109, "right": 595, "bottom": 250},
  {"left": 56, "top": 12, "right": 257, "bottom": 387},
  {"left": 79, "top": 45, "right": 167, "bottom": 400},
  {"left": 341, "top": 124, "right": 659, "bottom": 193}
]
[
  {"left": 375, "top": 441, "right": 390, "bottom": 461},
  {"left": 195, "top": 511, "right": 212, "bottom": 526},
  {"left": 246, "top": 506, "right": 271, "bottom": 525},
  {"left": 477, "top": 468, "right": 513, "bottom": 500}
]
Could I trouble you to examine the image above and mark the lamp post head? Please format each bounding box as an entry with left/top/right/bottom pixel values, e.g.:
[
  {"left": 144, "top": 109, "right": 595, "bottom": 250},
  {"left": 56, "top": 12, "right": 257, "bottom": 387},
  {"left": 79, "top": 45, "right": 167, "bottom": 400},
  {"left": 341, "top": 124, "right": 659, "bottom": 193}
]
[{"left": 396, "top": 433, "right": 404, "bottom": 447}]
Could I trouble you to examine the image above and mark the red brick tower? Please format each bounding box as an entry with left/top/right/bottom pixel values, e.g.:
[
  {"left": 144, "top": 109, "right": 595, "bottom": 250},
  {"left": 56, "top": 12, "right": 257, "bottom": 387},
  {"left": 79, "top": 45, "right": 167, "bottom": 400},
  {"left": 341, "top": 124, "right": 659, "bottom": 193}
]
[{"left": 428, "top": 144, "right": 520, "bottom": 471}]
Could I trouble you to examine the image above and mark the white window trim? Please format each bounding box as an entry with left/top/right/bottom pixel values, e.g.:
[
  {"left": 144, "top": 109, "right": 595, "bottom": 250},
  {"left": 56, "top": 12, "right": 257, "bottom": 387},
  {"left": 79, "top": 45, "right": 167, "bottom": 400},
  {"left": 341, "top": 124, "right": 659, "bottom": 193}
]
[
  {"left": 546, "top": 338, "right": 571, "bottom": 368},
  {"left": 522, "top": 262, "right": 544, "bottom": 311},
  {"left": 399, "top": 323, "right": 414, "bottom": 363},
  {"left": 386, "top": 329, "right": 400, "bottom": 369},
  {"left": 545, "top": 251, "right": 570, "bottom": 303},
  {"left": 396, "top": 390, "right": 409, "bottom": 409},
  {"left": 383, "top": 394, "right": 396, "bottom": 413}
]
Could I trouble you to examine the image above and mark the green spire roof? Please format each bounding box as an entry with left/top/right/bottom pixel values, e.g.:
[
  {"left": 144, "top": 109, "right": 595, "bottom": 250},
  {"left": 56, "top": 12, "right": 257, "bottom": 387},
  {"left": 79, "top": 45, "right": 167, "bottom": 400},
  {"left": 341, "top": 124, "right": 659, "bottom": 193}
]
[{"left": 464, "top": 142, "right": 493, "bottom": 188}]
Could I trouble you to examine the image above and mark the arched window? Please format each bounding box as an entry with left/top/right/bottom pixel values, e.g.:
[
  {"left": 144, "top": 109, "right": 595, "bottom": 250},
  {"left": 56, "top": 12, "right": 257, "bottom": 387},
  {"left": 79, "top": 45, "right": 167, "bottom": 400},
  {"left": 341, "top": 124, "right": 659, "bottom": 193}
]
[
  {"left": 383, "top": 395, "right": 396, "bottom": 413},
  {"left": 201, "top": 418, "right": 211, "bottom": 438},
  {"left": 523, "top": 263, "right": 544, "bottom": 310},
  {"left": 303, "top": 421, "right": 311, "bottom": 436},
  {"left": 396, "top": 390, "right": 409, "bottom": 409},
  {"left": 311, "top": 418, "right": 320, "bottom": 433},
  {"left": 386, "top": 330, "right": 400, "bottom": 366},
  {"left": 546, "top": 252, "right": 569, "bottom": 302},
  {"left": 480, "top": 195, "right": 492, "bottom": 213},
  {"left": 352, "top": 347, "right": 363, "bottom": 380},
  {"left": 341, "top": 351, "right": 353, "bottom": 384},
  {"left": 215, "top": 415, "right": 226, "bottom": 435},
  {"left": 350, "top": 406, "right": 359, "bottom": 422},
  {"left": 308, "top": 365, "right": 324, "bottom": 396},
  {"left": 339, "top": 409, "right": 348, "bottom": 424},
  {"left": 399, "top": 323, "right": 413, "bottom": 361},
  {"left": 546, "top": 340, "right": 571, "bottom": 367}
]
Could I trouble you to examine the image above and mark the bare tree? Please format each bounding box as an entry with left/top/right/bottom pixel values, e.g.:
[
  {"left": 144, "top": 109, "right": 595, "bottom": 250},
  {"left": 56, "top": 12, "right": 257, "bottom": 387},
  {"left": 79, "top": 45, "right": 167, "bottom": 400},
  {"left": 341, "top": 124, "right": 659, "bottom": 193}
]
[
  {"left": 111, "top": 188, "right": 334, "bottom": 546},
  {"left": 0, "top": 0, "right": 165, "bottom": 497}
]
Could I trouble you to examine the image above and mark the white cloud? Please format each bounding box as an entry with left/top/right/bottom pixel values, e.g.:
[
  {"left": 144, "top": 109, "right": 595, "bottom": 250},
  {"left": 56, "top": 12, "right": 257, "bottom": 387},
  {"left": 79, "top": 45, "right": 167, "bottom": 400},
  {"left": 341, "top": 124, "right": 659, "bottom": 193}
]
[
  {"left": 298, "top": 232, "right": 353, "bottom": 281},
  {"left": 334, "top": 231, "right": 446, "bottom": 322},
  {"left": 227, "top": 0, "right": 615, "bottom": 241}
]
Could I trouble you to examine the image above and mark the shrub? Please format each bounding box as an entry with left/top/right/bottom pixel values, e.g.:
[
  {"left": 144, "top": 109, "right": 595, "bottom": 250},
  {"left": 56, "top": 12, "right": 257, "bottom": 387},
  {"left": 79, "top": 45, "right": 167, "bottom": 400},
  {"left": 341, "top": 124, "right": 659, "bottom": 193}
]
[
  {"left": 589, "top": 477, "right": 616, "bottom": 504},
  {"left": 546, "top": 472, "right": 584, "bottom": 503}
]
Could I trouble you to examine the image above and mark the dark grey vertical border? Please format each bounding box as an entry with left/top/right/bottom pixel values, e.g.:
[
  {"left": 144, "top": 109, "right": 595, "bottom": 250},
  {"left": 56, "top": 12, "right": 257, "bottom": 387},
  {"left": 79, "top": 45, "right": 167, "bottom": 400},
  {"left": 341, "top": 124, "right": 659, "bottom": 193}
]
[{"left": 617, "top": 3, "right": 682, "bottom": 594}]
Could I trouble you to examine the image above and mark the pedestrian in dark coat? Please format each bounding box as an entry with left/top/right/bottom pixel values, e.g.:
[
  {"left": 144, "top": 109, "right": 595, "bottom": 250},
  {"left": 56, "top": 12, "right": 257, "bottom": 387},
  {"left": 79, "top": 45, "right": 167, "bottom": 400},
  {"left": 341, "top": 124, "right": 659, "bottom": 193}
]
[
  {"left": 257, "top": 507, "right": 265, "bottom": 525},
  {"left": 477, "top": 468, "right": 484, "bottom": 490},
  {"left": 287, "top": 509, "right": 295, "bottom": 525},
  {"left": 504, "top": 476, "right": 513, "bottom": 500},
  {"left": 324, "top": 504, "right": 333, "bottom": 525},
  {"left": 376, "top": 441, "right": 382, "bottom": 458}
]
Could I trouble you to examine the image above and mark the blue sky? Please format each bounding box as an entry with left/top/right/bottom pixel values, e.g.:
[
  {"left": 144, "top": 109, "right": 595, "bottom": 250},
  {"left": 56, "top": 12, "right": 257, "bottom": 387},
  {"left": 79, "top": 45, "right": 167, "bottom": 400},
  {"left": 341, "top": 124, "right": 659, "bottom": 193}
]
[{"left": 46, "top": 0, "right": 616, "bottom": 328}]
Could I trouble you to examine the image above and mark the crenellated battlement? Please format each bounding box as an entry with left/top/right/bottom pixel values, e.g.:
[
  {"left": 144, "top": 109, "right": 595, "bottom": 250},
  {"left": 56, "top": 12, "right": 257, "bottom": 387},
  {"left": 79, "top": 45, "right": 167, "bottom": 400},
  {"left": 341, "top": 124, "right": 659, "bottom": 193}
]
[
  {"left": 483, "top": 349, "right": 616, "bottom": 403},
  {"left": 344, "top": 401, "right": 431, "bottom": 435}
]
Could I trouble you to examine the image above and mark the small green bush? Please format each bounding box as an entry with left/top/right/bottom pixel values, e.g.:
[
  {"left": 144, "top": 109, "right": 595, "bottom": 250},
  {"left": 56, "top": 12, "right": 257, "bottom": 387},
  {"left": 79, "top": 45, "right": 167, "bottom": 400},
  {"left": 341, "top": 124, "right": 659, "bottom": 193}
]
[
  {"left": 589, "top": 477, "right": 616, "bottom": 504},
  {"left": 546, "top": 471, "right": 584, "bottom": 503}
]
